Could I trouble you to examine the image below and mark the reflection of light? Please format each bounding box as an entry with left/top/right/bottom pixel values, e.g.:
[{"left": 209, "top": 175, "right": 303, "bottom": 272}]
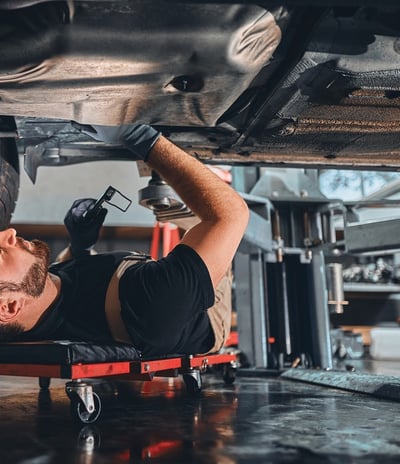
[
  {"left": 113, "top": 449, "right": 131, "bottom": 462},
  {"left": 141, "top": 440, "right": 182, "bottom": 459},
  {"left": 164, "top": 378, "right": 176, "bottom": 398},
  {"left": 76, "top": 426, "right": 102, "bottom": 464},
  {"left": 193, "top": 440, "right": 238, "bottom": 464},
  {"left": 140, "top": 377, "right": 182, "bottom": 396},
  {"left": 216, "top": 425, "right": 234, "bottom": 439}
]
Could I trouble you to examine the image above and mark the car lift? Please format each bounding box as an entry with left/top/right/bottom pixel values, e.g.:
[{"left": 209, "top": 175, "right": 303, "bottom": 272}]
[{"left": 0, "top": 341, "right": 239, "bottom": 424}]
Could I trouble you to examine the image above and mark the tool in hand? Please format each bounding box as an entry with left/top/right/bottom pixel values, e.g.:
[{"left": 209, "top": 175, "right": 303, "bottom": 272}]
[{"left": 83, "top": 185, "right": 132, "bottom": 220}]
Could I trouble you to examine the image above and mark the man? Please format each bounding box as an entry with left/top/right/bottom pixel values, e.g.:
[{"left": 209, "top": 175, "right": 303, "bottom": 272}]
[{"left": 0, "top": 124, "right": 249, "bottom": 356}]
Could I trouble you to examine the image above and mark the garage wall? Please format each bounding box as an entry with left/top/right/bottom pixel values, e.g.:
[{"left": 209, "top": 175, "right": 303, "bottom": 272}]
[{"left": 12, "top": 157, "right": 155, "bottom": 227}]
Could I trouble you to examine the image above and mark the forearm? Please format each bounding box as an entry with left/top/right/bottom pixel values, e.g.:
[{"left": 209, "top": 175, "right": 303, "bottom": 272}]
[
  {"left": 147, "top": 136, "right": 249, "bottom": 286},
  {"left": 147, "top": 136, "right": 248, "bottom": 225}
]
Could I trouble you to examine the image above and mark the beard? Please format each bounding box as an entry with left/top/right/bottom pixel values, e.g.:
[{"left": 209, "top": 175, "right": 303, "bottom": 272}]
[{"left": 16, "top": 238, "right": 51, "bottom": 297}]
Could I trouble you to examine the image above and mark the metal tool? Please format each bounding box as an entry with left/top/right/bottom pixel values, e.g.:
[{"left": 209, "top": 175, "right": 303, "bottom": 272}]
[
  {"left": 138, "top": 171, "right": 194, "bottom": 221},
  {"left": 83, "top": 185, "right": 132, "bottom": 220},
  {"left": 326, "top": 262, "right": 349, "bottom": 314}
]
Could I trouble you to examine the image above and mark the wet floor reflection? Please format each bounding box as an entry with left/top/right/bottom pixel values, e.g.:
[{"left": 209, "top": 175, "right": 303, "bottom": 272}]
[
  {"left": 1, "top": 376, "right": 241, "bottom": 463},
  {"left": 2, "top": 375, "right": 400, "bottom": 463}
]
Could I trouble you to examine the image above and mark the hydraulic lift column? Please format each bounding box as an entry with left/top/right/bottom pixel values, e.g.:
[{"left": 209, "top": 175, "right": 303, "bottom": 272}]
[{"left": 232, "top": 167, "right": 344, "bottom": 371}]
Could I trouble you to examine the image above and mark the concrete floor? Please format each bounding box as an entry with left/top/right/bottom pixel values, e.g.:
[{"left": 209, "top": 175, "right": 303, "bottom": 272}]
[{"left": 1, "top": 364, "right": 400, "bottom": 463}]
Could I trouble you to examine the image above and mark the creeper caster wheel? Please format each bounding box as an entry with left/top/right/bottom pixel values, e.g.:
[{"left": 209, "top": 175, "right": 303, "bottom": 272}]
[
  {"left": 39, "top": 377, "right": 51, "bottom": 390},
  {"left": 66, "top": 381, "right": 102, "bottom": 424},
  {"left": 222, "top": 365, "right": 237, "bottom": 385},
  {"left": 70, "top": 392, "right": 102, "bottom": 424},
  {"left": 183, "top": 370, "right": 202, "bottom": 395}
]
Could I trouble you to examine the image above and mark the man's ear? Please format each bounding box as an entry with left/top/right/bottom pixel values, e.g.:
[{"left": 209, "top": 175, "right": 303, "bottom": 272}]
[{"left": 0, "top": 297, "right": 25, "bottom": 323}]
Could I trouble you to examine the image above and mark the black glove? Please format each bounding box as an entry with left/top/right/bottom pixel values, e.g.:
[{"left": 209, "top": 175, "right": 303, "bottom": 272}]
[
  {"left": 64, "top": 198, "right": 108, "bottom": 257},
  {"left": 72, "top": 122, "right": 161, "bottom": 162}
]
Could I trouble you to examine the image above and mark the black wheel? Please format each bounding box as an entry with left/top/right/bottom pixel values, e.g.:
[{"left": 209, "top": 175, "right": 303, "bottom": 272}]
[
  {"left": 39, "top": 377, "right": 51, "bottom": 389},
  {"left": 267, "top": 351, "right": 279, "bottom": 370},
  {"left": 222, "top": 365, "right": 236, "bottom": 385},
  {"left": 70, "top": 392, "right": 102, "bottom": 424},
  {"left": 0, "top": 126, "right": 20, "bottom": 230},
  {"left": 183, "top": 372, "right": 202, "bottom": 395}
]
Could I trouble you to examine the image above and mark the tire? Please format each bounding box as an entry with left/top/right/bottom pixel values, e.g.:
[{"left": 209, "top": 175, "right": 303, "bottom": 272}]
[{"left": 0, "top": 136, "right": 20, "bottom": 230}]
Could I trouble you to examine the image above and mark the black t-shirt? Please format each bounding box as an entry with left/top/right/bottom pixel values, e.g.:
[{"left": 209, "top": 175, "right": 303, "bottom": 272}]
[
  {"left": 22, "top": 245, "right": 215, "bottom": 355},
  {"left": 22, "top": 251, "right": 129, "bottom": 342},
  {"left": 119, "top": 244, "right": 215, "bottom": 356}
]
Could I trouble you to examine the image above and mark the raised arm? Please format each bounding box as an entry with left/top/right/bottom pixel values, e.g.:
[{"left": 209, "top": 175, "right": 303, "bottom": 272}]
[
  {"left": 146, "top": 136, "right": 248, "bottom": 287},
  {"left": 74, "top": 123, "right": 249, "bottom": 287}
]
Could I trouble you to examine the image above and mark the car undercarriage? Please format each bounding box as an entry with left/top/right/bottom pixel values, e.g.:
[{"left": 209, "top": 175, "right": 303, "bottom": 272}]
[{"left": 1, "top": 0, "right": 400, "bottom": 227}]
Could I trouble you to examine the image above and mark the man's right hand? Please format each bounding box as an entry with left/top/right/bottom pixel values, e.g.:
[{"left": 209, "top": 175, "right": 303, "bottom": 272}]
[
  {"left": 72, "top": 122, "right": 161, "bottom": 162},
  {"left": 64, "top": 198, "right": 108, "bottom": 257}
]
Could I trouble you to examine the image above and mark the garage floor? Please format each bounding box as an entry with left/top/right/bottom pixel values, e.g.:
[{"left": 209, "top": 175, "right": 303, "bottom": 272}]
[{"left": 1, "top": 361, "right": 400, "bottom": 463}]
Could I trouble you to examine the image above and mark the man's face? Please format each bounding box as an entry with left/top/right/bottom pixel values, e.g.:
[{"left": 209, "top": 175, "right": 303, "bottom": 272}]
[{"left": 0, "top": 228, "right": 50, "bottom": 297}]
